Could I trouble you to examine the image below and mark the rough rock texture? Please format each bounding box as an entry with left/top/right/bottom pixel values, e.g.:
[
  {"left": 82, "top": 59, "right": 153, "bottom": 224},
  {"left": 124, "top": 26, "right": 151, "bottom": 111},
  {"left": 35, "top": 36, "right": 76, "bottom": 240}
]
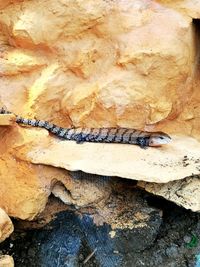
[
  {"left": 0, "top": 0, "right": 198, "bottom": 131},
  {"left": 52, "top": 171, "right": 112, "bottom": 208},
  {"left": 138, "top": 175, "right": 200, "bottom": 212},
  {"left": 0, "top": 0, "right": 200, "bottom": 219},
  {"left": 0, "top": 208, "right": 13, "bottom": 243},
  {"left": 50, "top": 172, "right": 164, "bottom": 233},
  {"left": 0, "top": 124, "right": 72, "bottom": 220},
  {"left": 0, "top": 255, "right": 14, "bottom": 267}
]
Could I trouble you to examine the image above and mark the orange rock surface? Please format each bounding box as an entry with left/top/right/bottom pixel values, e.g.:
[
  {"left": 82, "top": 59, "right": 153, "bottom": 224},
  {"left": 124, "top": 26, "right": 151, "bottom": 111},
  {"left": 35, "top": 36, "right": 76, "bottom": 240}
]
[
  {"left": 0, "top": 0, "right": 200, "bottom": 217},
  {"left": 0, "top": 0, "right": 198, "bottom": 131}
]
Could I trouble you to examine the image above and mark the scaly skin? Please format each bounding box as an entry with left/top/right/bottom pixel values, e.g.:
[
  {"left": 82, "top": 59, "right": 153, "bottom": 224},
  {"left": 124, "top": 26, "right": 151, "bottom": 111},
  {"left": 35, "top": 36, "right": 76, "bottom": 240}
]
[{"left": 0, "top": 107, "right": 171, "bottom": 148}]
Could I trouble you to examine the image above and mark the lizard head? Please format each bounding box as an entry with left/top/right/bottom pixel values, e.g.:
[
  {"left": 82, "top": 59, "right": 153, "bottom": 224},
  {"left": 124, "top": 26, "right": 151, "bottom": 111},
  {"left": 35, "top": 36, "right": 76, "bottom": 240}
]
[{"left": 148, "top": 132, "right": 171, "bottom": 147}]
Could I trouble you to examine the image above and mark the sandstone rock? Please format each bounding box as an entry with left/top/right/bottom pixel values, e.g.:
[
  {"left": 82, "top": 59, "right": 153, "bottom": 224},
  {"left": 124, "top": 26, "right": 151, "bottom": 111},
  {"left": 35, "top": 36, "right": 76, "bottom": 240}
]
[
  {"left": 138, "top": 176, "right": 200, "bottom": 212},
  {"left": 52, "top": 171, "right": 111, "bottom": 208},
  {"left": 0, "top": 0, "right": 199, "bottom": 219},
  {"left": 0, "top": 0, "right": 197, "bottom": 131},
  {"left": 12, "top": 206, "right": 162, "bottom": 266},
  {"left": 0, "top": 208, "right": 13, "bottom": 242},
  {"left": 155, "top": 0, "right": 200, "bottom": 18},
  {"left": 0, "top": 255, "right": 14, "bottom": 267},
  {"left": 0, "top": 124, "right": 72, "bottom": 220},
  {"left": 26, "top": 132, "right": 200, "bottom": 183},
  {"left": 0, "top": 114, "right": 15, "bottom": 126}
]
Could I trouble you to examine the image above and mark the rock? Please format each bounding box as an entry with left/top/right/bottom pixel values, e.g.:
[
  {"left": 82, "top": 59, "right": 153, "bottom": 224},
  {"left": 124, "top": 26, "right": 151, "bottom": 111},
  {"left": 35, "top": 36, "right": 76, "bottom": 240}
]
[
  {"left": 0, "top": 0, "right": 199, "bottom": 219},
  {"left": 0, "top": 125, "right": 73, "bottom": 220},
  {"left": 52, "top": 171, "right": 111, "bottom": 208},
  {"left": 138, "top": 176, "right": 200, "bottom": 212},
  {"left": 0, "top": 255, "right": 14, "bottom": 267},
  {"left": 0, "top": 114, "right": 15, "bottom": 126},
  {"left": 155, "top": 0, "right": 200, "bottom": 18},
  {"left": 0, "top": 0, "right": 197, "bottom": 132},
  {"left": 0, "top": 208, "right": 13, "bottom": 242},
  {"left": 0, "top": 124, "right": 114, "bottom": 220},
  {"left": 27, "top": 132, "right": 200, "bottom": 183}
]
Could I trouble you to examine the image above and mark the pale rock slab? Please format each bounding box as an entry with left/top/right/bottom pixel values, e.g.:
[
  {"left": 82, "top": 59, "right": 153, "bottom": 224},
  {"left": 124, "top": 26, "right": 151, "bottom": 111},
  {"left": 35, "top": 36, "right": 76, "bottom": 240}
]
[{"left": 24, "top": 129, "right": 200, "bottom": 183}]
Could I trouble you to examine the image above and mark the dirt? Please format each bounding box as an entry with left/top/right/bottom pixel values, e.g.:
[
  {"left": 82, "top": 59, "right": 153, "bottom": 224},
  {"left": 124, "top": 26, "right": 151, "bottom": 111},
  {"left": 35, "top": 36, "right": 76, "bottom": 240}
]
[{"left": 0, "top": 175, "right": 200, "bottom": 267}]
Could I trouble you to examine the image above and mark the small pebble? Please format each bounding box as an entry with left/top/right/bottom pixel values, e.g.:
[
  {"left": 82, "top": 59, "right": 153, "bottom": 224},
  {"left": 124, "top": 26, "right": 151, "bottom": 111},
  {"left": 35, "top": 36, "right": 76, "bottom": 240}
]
[
  {"left": 184, "top": 235, "right": 192, "bottom": 244},
  {"left": 165, "top": 245, "right": 179, "bottom": 258}
]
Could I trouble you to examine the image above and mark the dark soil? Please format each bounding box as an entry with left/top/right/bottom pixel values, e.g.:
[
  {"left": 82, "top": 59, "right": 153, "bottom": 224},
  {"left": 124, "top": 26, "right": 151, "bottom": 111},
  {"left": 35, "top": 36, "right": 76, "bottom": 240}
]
[{"left": 0, "top": 178, "right": 200, "bottom": 267}]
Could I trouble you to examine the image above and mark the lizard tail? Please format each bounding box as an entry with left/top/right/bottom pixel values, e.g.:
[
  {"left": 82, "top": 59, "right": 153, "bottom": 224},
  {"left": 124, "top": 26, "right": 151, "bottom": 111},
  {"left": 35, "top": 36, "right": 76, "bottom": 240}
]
[
  {"left": 0, "top": 106, "right": 69, "bottom": 138},
  {"left": 0, "top": 107, "right": 12, "bottom": 114},
  {"left": 15, "top": 115, "right": 71, "bottom": 139}
]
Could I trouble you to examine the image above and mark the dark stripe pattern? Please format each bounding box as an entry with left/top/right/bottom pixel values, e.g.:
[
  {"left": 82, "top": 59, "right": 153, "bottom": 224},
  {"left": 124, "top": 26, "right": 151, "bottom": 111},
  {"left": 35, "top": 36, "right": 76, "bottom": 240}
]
[{"left": 1, "top": 107, "right": 167, "bottom": 148}]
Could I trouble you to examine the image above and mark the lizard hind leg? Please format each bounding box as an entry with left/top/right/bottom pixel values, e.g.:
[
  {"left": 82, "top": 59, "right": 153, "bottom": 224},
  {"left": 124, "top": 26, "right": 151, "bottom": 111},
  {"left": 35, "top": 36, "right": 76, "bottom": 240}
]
[
  {"left": 137, "top": 137, "right": 149, "bottom": 149},
  {"left": 75, "top": 133, "right": 85, "bottom": 144}
]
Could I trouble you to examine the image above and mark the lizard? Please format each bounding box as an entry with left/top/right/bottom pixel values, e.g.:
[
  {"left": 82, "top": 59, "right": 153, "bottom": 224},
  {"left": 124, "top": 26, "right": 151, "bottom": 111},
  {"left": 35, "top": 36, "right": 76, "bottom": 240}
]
[{"left": 0, "top": 107, "right": 171, "bottom": 148}]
